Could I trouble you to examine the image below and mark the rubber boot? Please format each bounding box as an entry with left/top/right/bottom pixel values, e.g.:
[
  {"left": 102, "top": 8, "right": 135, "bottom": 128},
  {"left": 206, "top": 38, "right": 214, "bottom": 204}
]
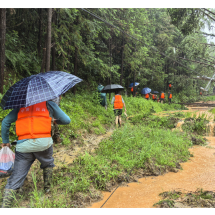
[
  {"left": 43, "top": 167, "right": 53, "bottom": 193},
  {"left": 1, "top": 189, "right": 16, "bottom": 208}
]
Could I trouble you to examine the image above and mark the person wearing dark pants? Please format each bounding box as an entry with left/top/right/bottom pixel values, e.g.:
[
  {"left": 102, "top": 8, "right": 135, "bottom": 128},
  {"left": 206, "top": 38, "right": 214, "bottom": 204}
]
[
  {"left": 111, "top": 90, "right": 126, "bottom": 128},
  {"left": 1, "top": 100, "right": 70, "bottom": 208},
  {"left": 168, "top": 91, "right": 172, "bottom": 105}
]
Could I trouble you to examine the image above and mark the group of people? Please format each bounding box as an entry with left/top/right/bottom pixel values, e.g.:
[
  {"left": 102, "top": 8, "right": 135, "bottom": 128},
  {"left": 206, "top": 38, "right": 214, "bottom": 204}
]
[
  {"left": 132, "top": 83, "right": 173, "bottom": 105},
  {"left": 144, "top": 91, "right": 172, "bottom": 105}
]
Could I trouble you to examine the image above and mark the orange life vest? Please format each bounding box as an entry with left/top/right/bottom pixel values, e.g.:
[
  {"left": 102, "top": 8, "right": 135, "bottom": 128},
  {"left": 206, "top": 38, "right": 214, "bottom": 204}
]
[
  {"left": 169, "top": 93, "right": 172, "bottom": 99},
  {"left": 160, "top": 93, "right": 165, "bottom": 99},
  {"left": 16, "top": 101, "right": 52, "bottom": 140},
  {"left": 114, "top": 95, "right": 123, "bottom": 109},
  {"left": 169, "top": 84, "right": 171, "bottom": 88},
  {"left": 152, "top": 94, "right": 156, "bottom": 100},
  {"left": 131, "top": 87, "right": 133, "bottom": 92},
  {"left": 145, "top": 94, "right": 149, "bottom": 99}
]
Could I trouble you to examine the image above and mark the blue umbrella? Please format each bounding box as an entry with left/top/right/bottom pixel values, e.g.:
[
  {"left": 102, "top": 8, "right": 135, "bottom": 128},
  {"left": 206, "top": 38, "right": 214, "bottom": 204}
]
[
  {"left": 128, "top": 82, "right": 139, "bottom": 88},
  {"left": 0, "top": 71, "right": 82, "bottom": 110},
  {"left": 141, "top": 87, "right": 151, "bottom": 95}
]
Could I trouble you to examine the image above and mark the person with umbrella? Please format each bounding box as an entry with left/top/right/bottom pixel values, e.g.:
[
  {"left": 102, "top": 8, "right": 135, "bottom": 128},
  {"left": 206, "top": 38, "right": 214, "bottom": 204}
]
[
  {"left": 129, "top": 82, "right": 139, "bottom": 97},
  {"left": 151, "top": 91, "right": 159, "bottom": 102},
  {"left": 141, "top": 87, "right": 151, "bottom": 100},
  {"left": 0, "top": 71, "right": 82, "bottom": 208},
  {"left": 111, "top": 90, "right": 126, "bottom": 128}
]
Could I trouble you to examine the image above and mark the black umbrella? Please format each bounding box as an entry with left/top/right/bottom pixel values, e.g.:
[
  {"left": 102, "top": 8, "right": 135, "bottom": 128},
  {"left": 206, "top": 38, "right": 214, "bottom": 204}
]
[
  {"left": 101, "top": 84, "right": 124, "bottom": 93},
  {"left": 151, "top": 91, "right": 159, "bottom": 94}
]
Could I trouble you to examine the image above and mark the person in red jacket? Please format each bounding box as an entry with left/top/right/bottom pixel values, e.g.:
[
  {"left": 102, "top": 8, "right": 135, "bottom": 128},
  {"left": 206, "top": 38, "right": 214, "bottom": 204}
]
[
  {"left": 152, "top": 94, "right": 158, "bottom": 101},
  {"left": 111, "top": 90, "right": 126, "bottom": 127},
  {"left": 168, "top": 91, "right": 172, "bottom": 105},
  {"left": 159, "top": 91, "right": 165, "bottom": 104},
  {"left": 1, "top": 99, "right": 71, "bottom": 208},
  {"left": 168, "top": 83, "right": 172, "bottom": 90},
  {"left": 200, "top": 91, "right": 202, "bottom": 96}
]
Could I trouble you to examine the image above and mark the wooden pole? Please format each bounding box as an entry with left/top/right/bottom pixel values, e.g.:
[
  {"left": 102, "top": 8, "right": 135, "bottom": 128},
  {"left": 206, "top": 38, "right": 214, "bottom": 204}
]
[{"left": 45, "top": 8, "right": 52, "bottom": 72}]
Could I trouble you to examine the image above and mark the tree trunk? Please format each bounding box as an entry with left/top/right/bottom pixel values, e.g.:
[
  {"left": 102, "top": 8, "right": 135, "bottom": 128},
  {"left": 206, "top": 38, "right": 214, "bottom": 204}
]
[
  {"left": 51, "top": 9, "right": 56, "bottom": 71},
  {"left": 45, "top": 8, "right": 52, "bottom": 72},
  {"left": 0, "top": 9, "right": 6, "bottom": 94},
  {"left": 40, "top": 34, "right": 47, "bottom": 73},
  {"left": 37, "top": 8, "right": 42, "bottom": 58},
  {"left": 73, "top": 46, "right": 78, "bottom": 95},
  {"left": 109, "top": 36, "right": 112, "bottom": 100},
  {"left": 120, "top": 35, "right": 124, "bottom": 85}
]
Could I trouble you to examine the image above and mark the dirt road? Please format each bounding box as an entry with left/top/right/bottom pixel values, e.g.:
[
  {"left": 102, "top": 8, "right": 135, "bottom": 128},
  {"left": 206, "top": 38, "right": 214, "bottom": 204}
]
[{"left": 90, "top": 102, "right": 215, "bottom": 208}]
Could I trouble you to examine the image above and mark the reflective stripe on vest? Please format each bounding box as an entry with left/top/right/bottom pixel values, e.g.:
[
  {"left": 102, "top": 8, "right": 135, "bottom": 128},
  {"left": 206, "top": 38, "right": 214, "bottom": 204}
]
[
  {"left": 169, "top": 94, "right": 172, "bottom": 99},
  {"left": 145, "top": 94, "right": 149, "bottom": 99},
  {"left": 114, "top": 95, "right": 123, "bottom": 109},
  {"left": 16, "top": 101, "right": 52, "bottom": 140},
  {"left": 161, "top": 93, "right": 165, "bottom": 99}
]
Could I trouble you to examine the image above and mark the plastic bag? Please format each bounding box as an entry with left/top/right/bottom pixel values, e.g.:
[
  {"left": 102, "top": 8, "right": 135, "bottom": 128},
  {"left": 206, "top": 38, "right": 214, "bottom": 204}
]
[{"left": 0, "top": 146, "right": 15, "bottom": 178}]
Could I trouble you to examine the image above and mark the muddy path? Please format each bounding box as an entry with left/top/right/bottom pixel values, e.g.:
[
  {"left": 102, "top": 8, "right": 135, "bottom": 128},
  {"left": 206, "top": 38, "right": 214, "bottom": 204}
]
[
  {"left": 90, "top": 101, "right": 215, "bottom": 208},
  {"left": 53, "top": 129, "right": 114, "bottom": 167}
]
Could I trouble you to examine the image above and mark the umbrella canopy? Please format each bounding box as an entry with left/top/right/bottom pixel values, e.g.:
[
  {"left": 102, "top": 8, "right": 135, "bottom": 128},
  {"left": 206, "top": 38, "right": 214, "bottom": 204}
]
[
  {"left": 128, "top": 82, "right": 139, "bottom": 88},
  {"left": 151, "top": 91, "right": 159, "bottom": 94},
  {"left": 141, "top": 87, "right": 151, "bottom": 95},
  {"left": 101, "top": 84, "right": 124, "bottom": 93},
  {"left": 1, "top": 71, "right": 82, "bottom": 110}
]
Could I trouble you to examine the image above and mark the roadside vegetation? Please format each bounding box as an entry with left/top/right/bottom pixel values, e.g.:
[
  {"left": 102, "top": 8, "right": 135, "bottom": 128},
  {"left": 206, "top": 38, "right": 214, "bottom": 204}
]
[
  {"left": 154, "top": 189, "right": 215, "bottom": 208},
  {"left": 1, "top": 92, "right": 214, "bottom": 208}
]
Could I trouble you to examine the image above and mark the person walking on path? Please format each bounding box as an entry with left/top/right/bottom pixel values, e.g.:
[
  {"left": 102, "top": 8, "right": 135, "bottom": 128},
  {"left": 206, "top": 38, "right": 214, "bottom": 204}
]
[
  {"left": 97, "top": 84, "right": 107, "bottom": 110},
  {"left": 200, "top": 91, "right": 203, "bottom": 96},
  {"left": 51, "top": 96, "right": 63, "bottom": 143},
  {"left": 168, "top": 91, "right": 172, "bottom": 105},
  {"left": 152, "top": 94, "right": 158, "bottom": 101},
  {"left": 131, "top": 86, "right": 137, "bottom": 97},
  {"left": 159, "top": 91, "right": 165, "bottom": 104},
  {"left": 1, "top": 100, "right": 71, "bottom": 208},
  {"left": 144, "top": 93, "right": 152, "bottom": 100},
  {"left": 111, "top": 90, "right": 126, "bottom": 128}
]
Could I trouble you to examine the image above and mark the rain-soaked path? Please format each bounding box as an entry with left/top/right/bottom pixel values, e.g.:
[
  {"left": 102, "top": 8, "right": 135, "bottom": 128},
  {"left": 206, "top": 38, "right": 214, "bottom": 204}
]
[{"left": 90, "top": 102, "right": 215, "bottom": 208}]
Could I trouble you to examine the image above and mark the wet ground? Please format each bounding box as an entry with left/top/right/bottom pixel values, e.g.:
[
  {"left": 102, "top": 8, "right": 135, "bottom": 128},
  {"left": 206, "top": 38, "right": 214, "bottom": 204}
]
[{"left": 90, "top": 101, "right": 215, "bottom": 208}]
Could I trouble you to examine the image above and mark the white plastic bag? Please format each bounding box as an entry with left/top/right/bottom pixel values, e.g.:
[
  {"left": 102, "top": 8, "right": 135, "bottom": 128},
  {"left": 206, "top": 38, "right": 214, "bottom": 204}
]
[{"left": 0, "top": 146, "right": 15, "bottom": 178}]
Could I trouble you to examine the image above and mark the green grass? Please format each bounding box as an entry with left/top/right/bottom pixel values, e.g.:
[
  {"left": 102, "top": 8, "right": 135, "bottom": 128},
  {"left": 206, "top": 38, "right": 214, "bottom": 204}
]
[
  {"left": 0, "top": 92, "right": 204, "bottom": 208},
  {"left": 0, "top": 122, "right": 193, "bottom": 208}
]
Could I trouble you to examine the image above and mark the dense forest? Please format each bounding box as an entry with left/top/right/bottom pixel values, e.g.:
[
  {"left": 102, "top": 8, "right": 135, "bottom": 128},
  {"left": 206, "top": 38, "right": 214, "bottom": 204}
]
[{"left": 1, "top": 8, "right": 215, "bottom": 98}]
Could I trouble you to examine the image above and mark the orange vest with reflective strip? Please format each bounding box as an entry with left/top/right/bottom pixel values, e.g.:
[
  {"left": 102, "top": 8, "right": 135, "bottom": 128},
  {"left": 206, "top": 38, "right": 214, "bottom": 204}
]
[
  {"left": 152, "top": 95, "right": 156, "bottom": 100},
  {"left": 169, "top": 94, "right": 172, "bottom": 99},
  {"left": 161, "top": 93, "right": 165, "bottom": 99},
  {"left": 145, "top": 94, "right": 149, "bottom": 99},
  {"left": 114, "top": 95, "right": 123, "bottom": 109},
  {"left": 16, "top": 101, "right": 52, "bottom": 140}
]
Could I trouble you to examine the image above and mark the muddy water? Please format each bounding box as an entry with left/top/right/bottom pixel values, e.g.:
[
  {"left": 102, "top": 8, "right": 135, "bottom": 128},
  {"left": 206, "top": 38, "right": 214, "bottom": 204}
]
[{"left": 90, "top": 103, "right": 215, "bottom": 208}]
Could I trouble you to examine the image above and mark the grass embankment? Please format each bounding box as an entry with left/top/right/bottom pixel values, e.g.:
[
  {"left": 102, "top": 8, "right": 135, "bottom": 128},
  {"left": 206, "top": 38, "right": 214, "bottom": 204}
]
[
  {"left": 0, "top": 92, "right": 211, "bottom": 208},
  {"left": 154, "top": 189, "right": 215, "bottom": 208}
]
